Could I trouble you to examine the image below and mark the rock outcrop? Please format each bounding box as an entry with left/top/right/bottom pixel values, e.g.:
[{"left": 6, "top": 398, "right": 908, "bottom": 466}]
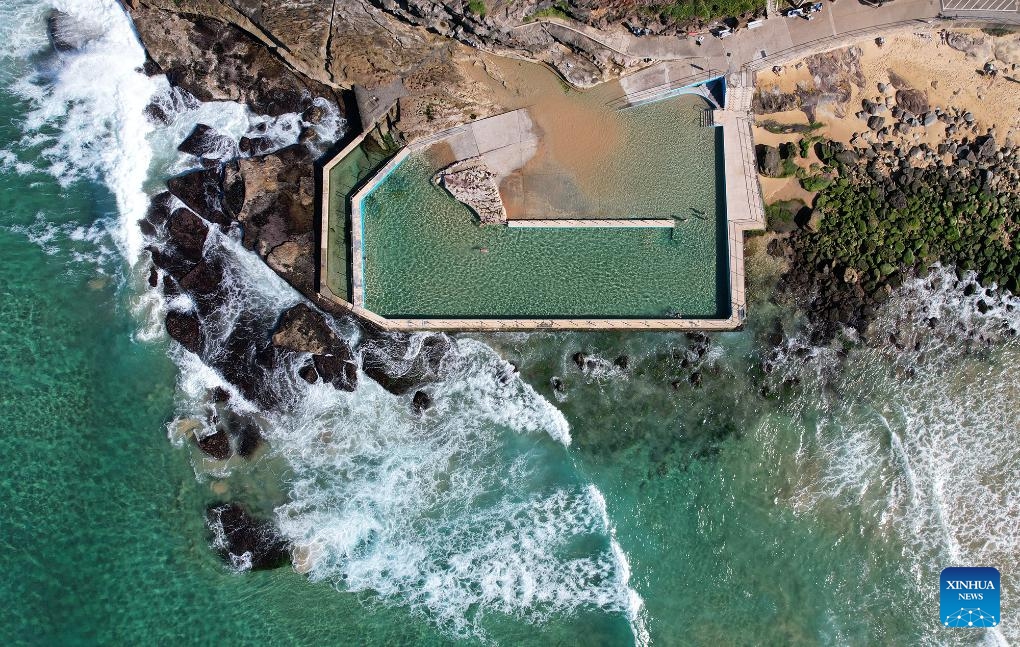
[
  {"left": 434, "top": 158, "right": 507, "bottom": 225},
  {"left": 206, "top": 503, "right": 290, "bottom": 570},
  {"left": 178, "top": 124, "right": 239, "bottom": 164},
  {"left": 271, "top": 304, "right": 337, "bottom": 355},
  {"left": 165, "top": 310, "right": 203, "bottom": 354}
]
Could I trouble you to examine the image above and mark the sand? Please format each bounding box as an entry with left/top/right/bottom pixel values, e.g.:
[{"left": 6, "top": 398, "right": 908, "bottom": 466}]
[{"left": 753, "top": 26, "right": 1020, "bottom": 205}]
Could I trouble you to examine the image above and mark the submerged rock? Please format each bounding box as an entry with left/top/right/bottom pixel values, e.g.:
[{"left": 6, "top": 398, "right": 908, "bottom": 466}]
[
  {"left": 360, "top": 332, "right": 451, "bottom": 395},
  {"left": 206, "top": 503, "right": 289, "bottom": 571},
  {"left": 165, "top": 310, "right": 203, "bottom": 354},
  {"left": 47, "top": 9, "right": 102, "bottom": 53}
]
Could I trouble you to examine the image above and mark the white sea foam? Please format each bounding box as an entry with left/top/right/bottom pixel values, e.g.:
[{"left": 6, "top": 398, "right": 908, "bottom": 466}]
[
  {"left": 270, "top": 335, "right": 633, "bottom": 638},
  {"left": 1, "top": 0, "right": 642, "bottom": 639},
  {"left": 772, "top": 266, "right": 1020, "bottom": 646},
  {"left": 1, "top": 0, "right": 160, "bottom": 263}
]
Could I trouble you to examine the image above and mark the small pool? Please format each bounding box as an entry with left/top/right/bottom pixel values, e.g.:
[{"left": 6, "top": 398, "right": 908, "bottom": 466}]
[{"left": 358, "top": 95, "right": 729, "bottom": 320}]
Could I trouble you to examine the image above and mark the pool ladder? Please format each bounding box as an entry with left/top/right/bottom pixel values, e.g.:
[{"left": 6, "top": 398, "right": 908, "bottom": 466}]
[{"left": 700, "top": 108, "right": 715, "bottom": 128}]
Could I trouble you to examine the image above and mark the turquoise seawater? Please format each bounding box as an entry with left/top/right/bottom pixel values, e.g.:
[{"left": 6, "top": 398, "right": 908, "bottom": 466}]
[{"left": 2, "top": 2, "right": 1018, "bottom": 646}]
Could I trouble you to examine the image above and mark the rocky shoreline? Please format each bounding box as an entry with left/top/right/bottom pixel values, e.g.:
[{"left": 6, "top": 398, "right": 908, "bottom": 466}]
[{"left": 758, "top": 99, "right": 1020, "bottom": 347}]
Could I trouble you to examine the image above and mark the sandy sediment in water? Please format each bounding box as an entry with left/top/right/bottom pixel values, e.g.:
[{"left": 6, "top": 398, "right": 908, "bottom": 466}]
[
  {"left": 753, "top": 26, "right": 1020, "bottom": 205},
  {"left": 457, "top": 53, "right": 628, "bottom": 219}
]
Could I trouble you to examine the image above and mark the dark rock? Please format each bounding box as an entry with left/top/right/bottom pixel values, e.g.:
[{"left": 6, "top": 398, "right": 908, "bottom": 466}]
[
  {"left": 689, "top": 372, "right": 703, "bottom": 387},
  {"left": 572, "top": 352, "right": 587, "bottom": 369},
  {"left": 297, "top": 361, "right": 319, "bottom": 384},
  {"left": 614, "top": 355, "right": 630, "bottom": 370},
  {"left": 975, "top": 135, "right": 997, "bottom": 160},
  {"left": 147, "top": 265, "right": 159, "bottom": 288},
  {"left": 196, "top": 428, "right": 232, "bottom": 460},
  {"left": 895, "top": 88, "right": 929, "bottom": 115},
  {"left": 206, "top": 503, "right": 289, "bottom": 570},
  {"left": 177, "top": 123, "right": 238, "bottom": 162},
  {"left": 834, "top": 150, "right": 859, "bottom": 165},
  {"left": 166, "top": 167, "right": 232, "bottom": 227},
  {"left": 412, "top": 390, "right": 433, "bottom": 414},
  {"left": 208, "top": 312, "right": 283, "bottom": 411},
  {"left": 165, "top": 310, "right": 203, "bottom": 354},
  {"left": 313, "top": 349, "right": 358, "bottom": 392},
  {"left": 234, "top": 421, "right": 263, "bottom": 458},
  {"left": 757, "top": 144, "right": 783, "bottom": 177},
  {"left": 180, "top": 259, "right": 225, "bottom": 301},
  {"left": 238, "top": 135, "right": 278, "bottom": 157},
  {"left": 142, "top": 191, "right": 174, "bottom": 229},
  {"left": 360, "top": 332, "right": 451, "bottom": 395},
  {"left": 47, "top": 10, "right": 99, "bottom": 52},
  {"left": 166, "top": 208, "right": 209, "bottom": 262},
  {"left": 867, "top": 115, "right": 886, "bottom": 131},
  {"left": 272, "top": 304, "right": 338, "bottom": 355}
]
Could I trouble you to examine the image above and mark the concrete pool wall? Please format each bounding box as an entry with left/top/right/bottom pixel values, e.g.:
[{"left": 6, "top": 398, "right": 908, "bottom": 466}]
[{"left": 318, "top": 73, "right": 766, "bottom": 331}]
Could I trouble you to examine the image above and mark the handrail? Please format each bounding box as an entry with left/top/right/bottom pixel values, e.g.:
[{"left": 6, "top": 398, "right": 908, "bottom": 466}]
[{"left": 607, "top": 69, "right": 722, "bottom": 109}]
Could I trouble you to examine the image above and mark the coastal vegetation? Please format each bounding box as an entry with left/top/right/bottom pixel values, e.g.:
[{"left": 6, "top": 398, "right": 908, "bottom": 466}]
[
  {"left": 467, "top": 0, "right": 487, "bottom": 16},
  {"left": 652, "top": 0, "right": 763, "bottom": 22},
  {"left": 527, "top": 2, "right": 571, "bottom": 21},
  {"left": 771, "top": 136, "right": 1020, "bottom": 340}
]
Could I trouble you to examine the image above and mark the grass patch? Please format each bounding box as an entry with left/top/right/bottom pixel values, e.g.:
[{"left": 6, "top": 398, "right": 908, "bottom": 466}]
[
  {"left": 799, "top": 174, "right": 831, "bottom": 192},
  {"left": 526, "top": 2, "right": 570, "bottom": 20},
  {"left": 982, "top": 26, "right": 1016, "bottom": 37},
  {"left": 467, "top": 0, "right": 487, "bottom": 16}
]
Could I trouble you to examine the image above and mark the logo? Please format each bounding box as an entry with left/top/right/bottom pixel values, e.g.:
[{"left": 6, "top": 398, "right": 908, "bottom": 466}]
[{"left": 941, "top": 567, "right": 1000, "bottom": 628}]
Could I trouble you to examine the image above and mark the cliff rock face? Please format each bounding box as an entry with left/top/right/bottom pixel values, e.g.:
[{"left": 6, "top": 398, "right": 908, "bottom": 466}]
[{"left": 130, "top": 3, "right": 343, "bottom": 115}]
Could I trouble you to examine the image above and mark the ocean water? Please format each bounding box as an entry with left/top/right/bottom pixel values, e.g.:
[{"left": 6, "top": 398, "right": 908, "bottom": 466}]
[{"left": 1, "top": 2, "right": 1017, "bottom": 646}]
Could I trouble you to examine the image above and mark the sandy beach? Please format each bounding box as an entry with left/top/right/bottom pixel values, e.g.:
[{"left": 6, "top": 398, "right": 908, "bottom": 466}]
[{"left": 753, "top": 25, "right": 1020, "bottom": 203}]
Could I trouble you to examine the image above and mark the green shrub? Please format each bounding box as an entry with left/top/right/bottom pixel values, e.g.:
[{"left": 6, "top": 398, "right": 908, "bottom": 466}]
[
  {"left": 800, "top": 175, "right": 831, "bottom": 192},
  {"left": 467, "top": 0, "right": 487, "bottom": 16}
]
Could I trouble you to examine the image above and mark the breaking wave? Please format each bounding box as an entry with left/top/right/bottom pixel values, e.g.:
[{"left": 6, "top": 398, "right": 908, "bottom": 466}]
[
  {"left": 0, "top": 0, "right": 644, "bottom": 641},
  {"left": 766, "top": 266, "right": 1020, "bottom": 646}
]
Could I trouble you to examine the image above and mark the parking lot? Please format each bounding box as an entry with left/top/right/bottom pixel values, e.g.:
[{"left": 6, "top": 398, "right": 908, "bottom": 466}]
[{"left": 941, "top": 0, "right": 1016, "bottom": 12}]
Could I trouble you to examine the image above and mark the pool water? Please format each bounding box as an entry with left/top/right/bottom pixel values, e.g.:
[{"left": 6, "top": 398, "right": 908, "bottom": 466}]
[{"left": 359, "top": 96, "right": 728, "bottom": 319}]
